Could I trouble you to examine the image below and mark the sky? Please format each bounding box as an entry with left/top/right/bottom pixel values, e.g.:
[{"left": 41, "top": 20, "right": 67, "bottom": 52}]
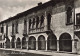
[{"left": 0, "top": 0, "right": 49, "bottom": 22}]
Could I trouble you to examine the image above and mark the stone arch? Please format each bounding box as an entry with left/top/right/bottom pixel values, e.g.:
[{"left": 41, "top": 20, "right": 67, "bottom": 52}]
[
  {"left": 38, "top": 35, "right": 46, "bottom": 50},
  {"left": 16, "top": 37, "right": 21, "bottom": 48},
  {"left": 28, "top": 36, "right": 36, "bottom": 50},
  {"left": 6, "top": 38, "right": 10, "bottom": 48},
  {"left": 11, "top": 37, "right": 15, "bottom": 48},
  {"left": 59, "top": 33, "right": 72, "bottom": 52},
  {"left": 47, "top": 34, "right": 57, "bottom": 51},
  {"left": 1, "top": 43, "right": 2, "bottom": 48},
  {"left": 22, "top": 37, "right": 26, "bottom": 49}
]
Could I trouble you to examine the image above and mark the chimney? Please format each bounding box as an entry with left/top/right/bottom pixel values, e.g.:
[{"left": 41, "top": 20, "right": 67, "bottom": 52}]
[{"left": 38, "top": 2, "right": 42, "bottom": 6}]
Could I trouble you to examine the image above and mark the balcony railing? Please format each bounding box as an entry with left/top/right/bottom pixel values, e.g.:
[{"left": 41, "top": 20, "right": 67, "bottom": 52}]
[{"left": 74, "top": 25, "right": 80, "bottom": 32}]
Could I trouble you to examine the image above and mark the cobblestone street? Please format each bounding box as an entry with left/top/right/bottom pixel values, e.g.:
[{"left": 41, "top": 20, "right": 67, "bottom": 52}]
[{"left": 0, "top": 49, "right": 79, "bottom": 56}]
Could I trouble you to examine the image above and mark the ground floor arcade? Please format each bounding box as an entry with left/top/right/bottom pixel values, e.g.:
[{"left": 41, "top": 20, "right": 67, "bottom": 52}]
[{"left": 0, "top": 32, "right": 78, "bottom": 53}]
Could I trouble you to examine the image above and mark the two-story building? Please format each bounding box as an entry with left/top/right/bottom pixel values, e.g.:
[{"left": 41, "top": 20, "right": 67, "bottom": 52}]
[{"left": 0, "top": 0, "right": 80, "bottom": 54}]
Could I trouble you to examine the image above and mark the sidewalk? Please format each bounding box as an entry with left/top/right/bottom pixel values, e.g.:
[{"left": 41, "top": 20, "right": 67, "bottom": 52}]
[{"left": 0, "top": 48, "right": 79, "bottom": 56}]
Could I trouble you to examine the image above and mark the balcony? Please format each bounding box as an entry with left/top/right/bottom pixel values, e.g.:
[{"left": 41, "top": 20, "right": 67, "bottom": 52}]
[
  {"left": 74, "top": 25, "right": 80, "bottom": 35},
  {"left": 23, "top": 30, "right": 28, "bottom": 36}
]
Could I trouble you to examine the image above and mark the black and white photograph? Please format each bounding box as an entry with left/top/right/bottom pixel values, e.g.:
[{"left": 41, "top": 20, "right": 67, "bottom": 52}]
[{"left": 0, "top": 0, "right": 80, "bottom": 56}]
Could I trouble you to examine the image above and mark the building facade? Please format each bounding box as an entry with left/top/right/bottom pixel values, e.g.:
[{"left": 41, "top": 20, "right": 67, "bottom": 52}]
[{"left": 0, "top": 0, "right": 80, "bottom": 54}]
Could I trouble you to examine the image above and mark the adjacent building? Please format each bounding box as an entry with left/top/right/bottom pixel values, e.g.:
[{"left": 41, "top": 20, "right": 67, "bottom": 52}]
[{"left": 0, "top": 0, "right": 80, "bottom": 54}]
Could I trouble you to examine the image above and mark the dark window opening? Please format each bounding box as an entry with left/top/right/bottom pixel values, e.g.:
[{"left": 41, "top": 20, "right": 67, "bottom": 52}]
[
  {"left": 40, "top": 15, "right": 44, "bottom": 27},
  {"left": 24, "top": 20, "right": 27, "bottom": 33},
  {"left": 36, "top": 17, "right": 39, "bottom": 29},
  {"left": 47, "top": 14, "right": 51, "bottom": 30},
  {"left": 1, "top": 27, "right": 4, "bottom": 33},
  {"left": 6, "top": 25, "right": 8, "bottom": 36},
  {"left": 76, "top": 13, "right": 80, "bottom": 25},
  {"left": 66, "top": 7, "right": 72, "bottom": 24},
  {"left": 33, "top": 18, "right": 35, "bottom": 29},
  {"left": 16, "top": 21, "right": 18, "bottom": 33},
  {"left": 29, "top": 19, "right": 31, "bottom": 30},
  {"left": 12, "top": 23, "right": 14, "bottom": 35}
]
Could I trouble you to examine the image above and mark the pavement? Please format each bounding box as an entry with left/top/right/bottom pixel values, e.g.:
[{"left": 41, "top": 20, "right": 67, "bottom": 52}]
[{"left": 0, "top": 48, "right": 80, "bottom": 56}]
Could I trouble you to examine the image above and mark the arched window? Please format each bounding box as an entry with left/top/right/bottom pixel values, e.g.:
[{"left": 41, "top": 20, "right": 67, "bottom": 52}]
[
  {"left": 66, "top": 7, "right": 72, "bottom": 24},
  {"left": 29, "top": 19, "right": 31, "bottom": 30},
  {"left": 33, "top": 18, "right": 35, "bottom": 29},
  {"left": 16, "top": 20, "right": 18, "bottom": 33},
  {"left": 40, "top": 15, "right": 44, "bottom": 27},
  {"left": 12, "top": 23, "right": 14, "bottom": 34},
  {"left": 47, "top": 13, "right": 51, "bottom": 30},
  {"left": 36, "top": 17, "right": 39, "bottom": 29}
]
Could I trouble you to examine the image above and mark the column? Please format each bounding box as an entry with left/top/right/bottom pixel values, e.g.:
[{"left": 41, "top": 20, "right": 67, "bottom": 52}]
[
  {"left": 46, "top": 40, "right": 47, "bottom": 51},
  {"left": 21, "top": 41, "right": 22, "bottom": 49},
  {"left": 72, "top": 39, "right": 78, "bottom": 53},
  {"left": 57, "top": 40, "right": 59, "bottom": 52},
  {"left": 10, "top": 41, "right": 12, "bottom": 48},
  {"left": 27, "top": 41, "right": 28, "bottom": 50},
  {"left": 36, "top": 41, "right": 38, "bottom": 50},
  {"left": 15, "top": 41, "right": 16, "bottom": 49}
]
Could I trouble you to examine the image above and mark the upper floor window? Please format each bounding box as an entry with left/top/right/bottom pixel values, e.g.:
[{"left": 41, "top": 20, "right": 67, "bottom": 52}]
[
  {"left": 66, "top": 7, "right": 72, "bottom": 24},
  {"left": 16, "top": 21, "right": 18, "bottom": 33},
  {"left": 40, "top": 15, "right": 44, "bottom": 27},
  {"left": 76, "top": 13, "right": 80, "bottom": 25},
  {"left": 33, "top": 18, "right": 35, "bottom": 28},
  {"left": 36, "top": 16, "right": 39, "bottom": 29},
  {"left": 12, "top": 23, "right": 14, "bottom": 34},
  {"left": 1, "top": 27, "right": 4, "bottom": 33},
  {"left": 47, "top": 13, "right": 51, "bottom": 30},
  {"left": 6, "top": 25, "right": 8, "bottom": 36},
  {"left": 29, "top": 19, "right": 31, "bottom": 30}
]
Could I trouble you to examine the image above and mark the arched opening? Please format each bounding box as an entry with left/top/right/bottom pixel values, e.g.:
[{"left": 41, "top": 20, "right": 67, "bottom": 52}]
[
  {"left": 3, "top": 43, "right": 4, "bottom": 48},
  {"left": 22, "top": 37, "right": 26, "bottom": 49},
  {"left": 28, "top": 36, "right": 36, "bottom": 50},
  {"left": 33, "top": 18, "right": 35, "bottom": 29},
  {"left": 66, "top": 7, "right": 72, "bottom": 24},
  {"left": 11, "top": 37, "right": 15, "bottom": 48},
  {"left": 59, "top": 33, "right": 72, "bottom": 52},
  {"left": 16, "top": 37, "right": 21, "bottom": 48},
  {"left": 38, "top": 35, "right": 46, "bottom": 50},
  {"left": 1, "top": 43, "right": 2, "bottom": 48},
  {"left": 47, "top": 34, "right": 57, "bottom": 51},
  {"left": 36, "top": 16, "right": 39, "bottom": 29},
  {"left": 47, "top": 13, "right": 51, "bottom": 30},
  {"left": 6, "top": 38, "right": 10, "bottom": 48},
  {"left": 40, "top": 15, "right": 44, "bottom": 27},
  {"left": 29, "top": 19, "right": 31, "bottom": 31}
]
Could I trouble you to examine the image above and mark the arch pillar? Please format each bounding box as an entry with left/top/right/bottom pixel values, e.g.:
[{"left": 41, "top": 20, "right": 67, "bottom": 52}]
[
  {"left": 15, "top": 40, "right": 16, "bottom": 49},
  {"left": 72, "top": 39, "right": 78, "bottom": 53},
  {"left": 57, "top": 40, "right": 59, "bottom": 51},
  {"left": 21, "top": 40, "right": 22, "bottom": 49},
  {"left": 36, "top": 40, "right": 38, "bottom": 50},
  {"left": 46, "top": 40, "right": 48, "bottom": 51}
]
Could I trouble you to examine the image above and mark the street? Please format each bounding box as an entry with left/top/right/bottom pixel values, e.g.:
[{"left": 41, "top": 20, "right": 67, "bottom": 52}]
[{"left": 0, "top": 49, "right": 51, "bottom": 56}]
